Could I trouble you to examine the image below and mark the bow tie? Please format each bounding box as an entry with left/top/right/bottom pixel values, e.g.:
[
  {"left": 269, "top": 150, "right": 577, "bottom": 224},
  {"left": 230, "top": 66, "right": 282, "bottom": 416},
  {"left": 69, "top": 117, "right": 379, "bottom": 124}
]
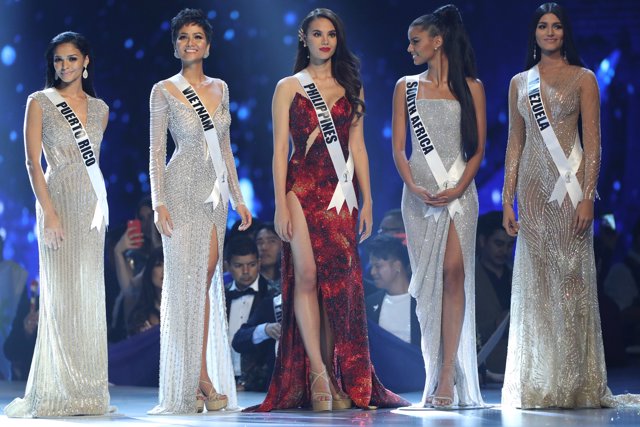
[{"left": 227, "top": 287, "right": 257, "bottom": 301}]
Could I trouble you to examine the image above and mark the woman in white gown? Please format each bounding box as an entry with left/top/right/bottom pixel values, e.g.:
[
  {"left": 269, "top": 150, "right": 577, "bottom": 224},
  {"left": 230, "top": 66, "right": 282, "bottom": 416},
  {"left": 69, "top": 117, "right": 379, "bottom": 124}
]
[
  {"left": 4, "top": 32, "right": 111, "bottom": 418},
  {"left": 148, "top": 9, "right": 251, "bottom": 414},
  {"left": 392, "top": 5, "right": 486, "bottom": 408}
]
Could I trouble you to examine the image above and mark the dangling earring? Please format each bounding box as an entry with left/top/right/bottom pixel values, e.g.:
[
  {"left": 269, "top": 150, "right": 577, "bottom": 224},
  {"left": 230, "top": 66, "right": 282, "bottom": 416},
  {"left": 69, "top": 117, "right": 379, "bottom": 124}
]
[
  {"left": 82, "top": 66, "right": 88, "bottom": 79},
  {"left": 563, "top": 47, "right": 567, "bottom": 62},
  {"left": 204, "top": 50, "right": 210, "bottom": 59},
  {"left": 174, "top": 49, "right": 180, "bottom": 59},
  {"left": 55, "top": 73, "right": 59, "bottom": 80},
  {"left": 533, "top": 46, "right": 537, "bottom": 61}
]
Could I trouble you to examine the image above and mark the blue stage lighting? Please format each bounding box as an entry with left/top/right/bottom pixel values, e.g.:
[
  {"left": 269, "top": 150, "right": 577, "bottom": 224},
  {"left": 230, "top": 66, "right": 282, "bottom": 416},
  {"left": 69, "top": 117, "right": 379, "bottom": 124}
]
[
  {"left": 124, "top": 38, "right": 134, "bottom": 49},
  {"left": 224, "top": 29, "right": 235, "bottom": 41},
  {"left": 207, "top": 10, "right": 217, "bottom": 20},
  {"left": 16, "top": 83, "right": 23, "bottom": 93},
  {"left": 135, "top": 49, "right": 144, "bottom": 59},
  {"left": 284, "top": 11, "right": 297, "bottom": 26},
  {"left": 283, "top": 35, "right": 294, "bottom": 46},
  {"left": 9, "top": 130, "right": 17, "bottom": 141},
  {"left": 238, "top": 106, "right": 250, "bottom": 121},
  {"left": 230, "top": 10, "right": 240, "bottom": 20},
  {"left": 1, "top": 45, "right": 16, "bottom": 66}
]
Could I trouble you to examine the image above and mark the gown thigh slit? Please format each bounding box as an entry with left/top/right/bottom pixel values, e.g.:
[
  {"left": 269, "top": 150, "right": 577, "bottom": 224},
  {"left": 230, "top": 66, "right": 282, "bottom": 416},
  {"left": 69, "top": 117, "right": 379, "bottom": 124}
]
[
  {"left": 402, "top": 97, "right": 483, "bottom": 408},
  {"left": 248, "top": 93, "right": 407, "bottom": 412}
]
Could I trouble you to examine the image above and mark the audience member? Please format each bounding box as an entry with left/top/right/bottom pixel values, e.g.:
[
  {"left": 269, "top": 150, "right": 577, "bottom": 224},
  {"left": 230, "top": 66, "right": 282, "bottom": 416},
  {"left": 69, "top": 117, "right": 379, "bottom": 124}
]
[
  {"left": 107, "top": 196, "right": 161, "bottom": 342},
  {"left": 366, "top": 234, "right": 419, "bottom": 346},
  {"left": 231, "top": 293, "right": 281, "bottom": 392},
  {"left": 3, "top": 280, "right": 38, "bottom": 381},
  {"left": 127, "top": 248, "right": 163, "bottom": 336},
  {"left": 364, "top": 234, "right": 424, "bottom": 392},
  {"left": 475, "top": 211, "right": 515, "bottom": 378},
  {"left": 224, "top": 236, "right": 276, "bottom": 390},
  {"left": 0, "top": 234, "right": 28, "bottom": 379},
  {"left": 605, "top": 217, "right": 640, "bottom": 348},
  {"left": 254, "top": 223, "right": 282, "bottom": 291}
]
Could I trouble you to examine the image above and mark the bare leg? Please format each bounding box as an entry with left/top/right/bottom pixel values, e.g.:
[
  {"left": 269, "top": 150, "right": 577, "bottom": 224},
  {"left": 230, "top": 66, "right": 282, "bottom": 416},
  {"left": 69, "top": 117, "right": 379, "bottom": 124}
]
[
  {"left": 433, "top": 220, "right": 466, "bottom": 406},
  {"left": 286, "top": 192, "right": 331, "bottom": 407},
  {"left": 197, "top": 226, "right": 226, "bottom": 410}
]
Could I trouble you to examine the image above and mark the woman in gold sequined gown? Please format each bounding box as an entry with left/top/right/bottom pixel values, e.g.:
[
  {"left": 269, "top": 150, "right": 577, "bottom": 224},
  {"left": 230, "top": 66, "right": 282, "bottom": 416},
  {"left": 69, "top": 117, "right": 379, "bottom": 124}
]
[
  {"left": 502, "top": 3, "right": 639, "bottom": 409},
  {"left": 148, "top": 9, "right": 251, "bottom": 414},
  {"left": 4, "top": 32, "right": 111, "bottom": 417}
]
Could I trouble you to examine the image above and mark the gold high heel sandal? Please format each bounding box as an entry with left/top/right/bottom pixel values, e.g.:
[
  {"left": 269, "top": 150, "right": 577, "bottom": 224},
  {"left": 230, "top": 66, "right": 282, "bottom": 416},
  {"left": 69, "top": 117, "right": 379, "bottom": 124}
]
[
  {"left": 309, "top": 368, "right": 332, "bottom": 411},
  {"left": 329, "top": 376, "right": 352, "bottom": 410},
  {"left": 198, "top": 380, "right": 228, "bottom": 412}
]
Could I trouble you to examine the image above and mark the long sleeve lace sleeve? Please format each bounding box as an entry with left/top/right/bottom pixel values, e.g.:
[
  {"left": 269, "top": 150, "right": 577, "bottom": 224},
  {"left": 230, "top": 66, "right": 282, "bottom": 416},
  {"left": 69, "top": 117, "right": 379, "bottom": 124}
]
[
  {"left": 149, "top": 83, "right": 169, "bottom": 209},
  {"left": 578, "top": 70, "right": 601, "bottom": 201},
  {"left": 220, "top": 81, "right": 245, "bottom": 210},
  {"left": 502, "top": 75, "right": 526, "bottom": 207}
]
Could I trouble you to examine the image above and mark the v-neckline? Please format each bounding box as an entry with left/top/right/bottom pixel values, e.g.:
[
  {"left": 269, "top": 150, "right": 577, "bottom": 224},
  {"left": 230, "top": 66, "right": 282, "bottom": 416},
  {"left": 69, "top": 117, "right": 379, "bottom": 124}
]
[
  {"left": 294, "top": 92, "right": 347, "bottom": 116},
  {"left": 164, "top": 80, "right": 225, "bottom": 118},
  {"left": 51, "top": 89, "right": 91, "bottom": 130}
]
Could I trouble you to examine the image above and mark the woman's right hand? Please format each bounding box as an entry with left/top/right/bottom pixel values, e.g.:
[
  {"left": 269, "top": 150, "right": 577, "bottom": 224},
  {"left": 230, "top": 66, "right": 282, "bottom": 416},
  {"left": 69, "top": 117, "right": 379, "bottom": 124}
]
[
  {"left": 43, "top": 210, "right": 64, "bottom": 250},
  {"left": 502, "top": 204, "right": 520, "bottom": 237},
  {"left": 274, "top": 205, "right": 292, "bottom": 242},
  {"left": 154, "top": 205, "right": 174, "bottom": 237}
]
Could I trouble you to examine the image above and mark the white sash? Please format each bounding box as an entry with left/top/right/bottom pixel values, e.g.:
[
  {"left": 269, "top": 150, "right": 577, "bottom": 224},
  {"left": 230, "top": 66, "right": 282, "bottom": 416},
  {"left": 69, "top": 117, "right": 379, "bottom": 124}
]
[
  {"left": 405, "top": 75, "right": 464, "bottom": 221},
  {"left": 295, "top": 70, "right": 358, "bottom": 214},
  {"left": 527, "top": 66, "right": 583, "bottom": 208},
  {"left": 169, "top": 74, "right": 232, "bottom": 209},
  {"left": 43, "top": 88, "right": 108, "bottom": 230}
]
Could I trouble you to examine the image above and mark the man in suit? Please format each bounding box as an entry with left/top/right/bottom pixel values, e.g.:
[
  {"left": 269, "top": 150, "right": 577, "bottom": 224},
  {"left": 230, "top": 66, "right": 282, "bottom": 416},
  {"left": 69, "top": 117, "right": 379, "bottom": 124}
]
[
  {"left": 224, "top": 236, "right": 278, "bottom": 390},
  {"left": 365, "top": 234, "right": 420, "bottom": 346}
]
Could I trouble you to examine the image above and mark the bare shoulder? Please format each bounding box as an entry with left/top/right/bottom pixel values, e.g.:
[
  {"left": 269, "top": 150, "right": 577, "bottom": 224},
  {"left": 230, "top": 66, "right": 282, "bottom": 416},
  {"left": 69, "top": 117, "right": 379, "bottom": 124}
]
[{"left": 466, "top": 77, "right": 485, "bottom": 98}]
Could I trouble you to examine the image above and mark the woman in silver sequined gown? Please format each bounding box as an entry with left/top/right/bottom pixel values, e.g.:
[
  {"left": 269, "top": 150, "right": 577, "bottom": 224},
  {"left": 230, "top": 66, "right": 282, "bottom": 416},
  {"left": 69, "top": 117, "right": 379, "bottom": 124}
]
[
  {"left": 502, "top": 4, "right": 640, "bottom": 409},
  {"left": 148, "top": 10, "right": 251, "bottom": 414},
  {"left": 4, "top": 32, "right": 111, "bottom": 418},
  {"left": 392, "top": 6, "right": 486, "bottom": 408}
]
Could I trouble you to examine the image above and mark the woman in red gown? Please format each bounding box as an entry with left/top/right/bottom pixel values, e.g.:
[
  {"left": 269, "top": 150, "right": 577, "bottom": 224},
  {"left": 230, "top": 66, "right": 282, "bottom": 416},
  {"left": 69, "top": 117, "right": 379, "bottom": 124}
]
[{"left": 250, "top": 8, "right": 408, "bottom": 411}]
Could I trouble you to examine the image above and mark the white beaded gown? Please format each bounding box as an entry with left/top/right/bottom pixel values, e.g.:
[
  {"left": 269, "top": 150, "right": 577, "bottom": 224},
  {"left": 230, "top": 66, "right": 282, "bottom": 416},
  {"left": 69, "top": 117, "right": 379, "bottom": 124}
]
[
  {"left": 148, "top": 78, "right": 243, "bottom": 413},
  {"left": 4, "top": 91, "right": 110, "bottom": 417},
  {"left": 401, "top": 92, "right": 483, "bottom": 407},
  {"left": 502, "top": 66, "right": 640, "bottom": 408}
]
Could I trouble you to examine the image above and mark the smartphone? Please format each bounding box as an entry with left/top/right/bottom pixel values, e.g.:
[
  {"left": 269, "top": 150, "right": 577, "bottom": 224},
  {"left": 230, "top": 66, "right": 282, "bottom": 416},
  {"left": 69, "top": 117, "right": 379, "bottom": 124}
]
[{"left": 127, "top": 219, "right": 143, "bottom": 248}]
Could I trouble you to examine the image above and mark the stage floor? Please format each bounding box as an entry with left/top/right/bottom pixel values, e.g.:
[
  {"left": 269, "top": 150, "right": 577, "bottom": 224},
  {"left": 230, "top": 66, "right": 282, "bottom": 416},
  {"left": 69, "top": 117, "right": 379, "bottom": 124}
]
[{"left": 1, "top": 374, "right": 639, "bottom": 426}]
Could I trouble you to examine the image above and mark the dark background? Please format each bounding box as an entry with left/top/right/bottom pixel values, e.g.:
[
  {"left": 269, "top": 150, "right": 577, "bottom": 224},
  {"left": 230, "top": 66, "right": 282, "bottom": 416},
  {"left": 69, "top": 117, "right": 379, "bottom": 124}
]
[{"left": 1, "top": 0, "right": 638, "bottom": 280}]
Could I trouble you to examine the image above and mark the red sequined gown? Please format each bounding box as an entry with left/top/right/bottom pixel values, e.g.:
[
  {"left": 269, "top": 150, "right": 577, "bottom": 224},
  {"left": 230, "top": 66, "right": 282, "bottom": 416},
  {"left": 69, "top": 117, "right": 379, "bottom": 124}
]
[{"left": 250, "top": 93, "right": 409, "bottom": 411}]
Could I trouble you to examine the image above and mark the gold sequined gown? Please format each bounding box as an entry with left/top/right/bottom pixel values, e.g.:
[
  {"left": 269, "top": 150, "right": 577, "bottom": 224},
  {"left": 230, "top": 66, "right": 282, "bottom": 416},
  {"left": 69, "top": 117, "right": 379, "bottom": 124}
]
[
  {"left": 4, "top": 91, "right": 110, "bottom": 417},
  {"left": 148, "top": 79, "right": 244, "bottom": 413},
  {"left": 502, "top": 66, "right": 639, "bottom": 408},
  {"left": 401, "top": 96, "right": 483, "bottom": 407}
]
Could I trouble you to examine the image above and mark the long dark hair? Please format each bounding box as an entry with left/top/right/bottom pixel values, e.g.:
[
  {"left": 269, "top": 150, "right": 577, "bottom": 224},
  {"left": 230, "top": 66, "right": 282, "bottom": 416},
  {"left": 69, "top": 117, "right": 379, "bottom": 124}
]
[
  {"left": 295, "top": 8, "right": 365, "bottom": 121},
  {"left": 410, "top": 4, "right": 478, "bottom": 160},
  {"left": 44, "top": 31, "right": 96, "bottom": 97},
  {"left": 525, "top": 2, "right": 585, "bottom": 70},
  {"left": 127, "top": 248, "right": 163, "bottom": 336}
]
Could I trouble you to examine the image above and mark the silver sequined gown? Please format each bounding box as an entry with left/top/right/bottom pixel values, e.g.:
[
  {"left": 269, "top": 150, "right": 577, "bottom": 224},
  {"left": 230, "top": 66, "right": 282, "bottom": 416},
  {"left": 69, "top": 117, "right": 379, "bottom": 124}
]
[
  {"left": 148, "top": 78, "right": 244, "bottom": 413},
  {"left": 502, "top": 66, "right": 639, "bottom": 408},
  {"left": 401, "top": 96, "right": 483, "bottom": 407},
  {"left": 4, "top": 91, "right": 110, "bottom": 417}
]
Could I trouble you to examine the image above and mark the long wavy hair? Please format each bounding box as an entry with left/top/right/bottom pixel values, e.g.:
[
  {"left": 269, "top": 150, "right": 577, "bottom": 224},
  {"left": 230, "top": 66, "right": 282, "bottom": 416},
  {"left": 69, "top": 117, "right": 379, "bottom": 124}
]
[
  {"left": 410, "top": 4, "right": 478, "bottom": 160},
  {"left": 525, "top": 2, "right": 585, "bottom": 69},
  {"left": 127, "top": 248, "right": 163, "bottom": 336},
  {"left": 44, "top": 31, "right": 96, "bottom": 97},
  {"left": 294, "top": 8, "right": 364, "bottom": 121}
]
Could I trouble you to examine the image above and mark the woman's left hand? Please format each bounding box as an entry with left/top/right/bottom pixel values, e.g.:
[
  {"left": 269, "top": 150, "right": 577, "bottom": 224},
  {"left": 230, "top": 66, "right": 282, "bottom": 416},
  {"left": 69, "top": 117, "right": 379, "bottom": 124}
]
[
  {"left": 236, "top": 204, "right": 253, "bottom": 231},
  {"left": 573, "top": 199, "right": 594, "bottom": 235},
  {"left": 430, "top": 188, "right": 461, "bottom": 208},
  {"left": 358, "top": 202, "right": 373, "bottom": 243}
]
